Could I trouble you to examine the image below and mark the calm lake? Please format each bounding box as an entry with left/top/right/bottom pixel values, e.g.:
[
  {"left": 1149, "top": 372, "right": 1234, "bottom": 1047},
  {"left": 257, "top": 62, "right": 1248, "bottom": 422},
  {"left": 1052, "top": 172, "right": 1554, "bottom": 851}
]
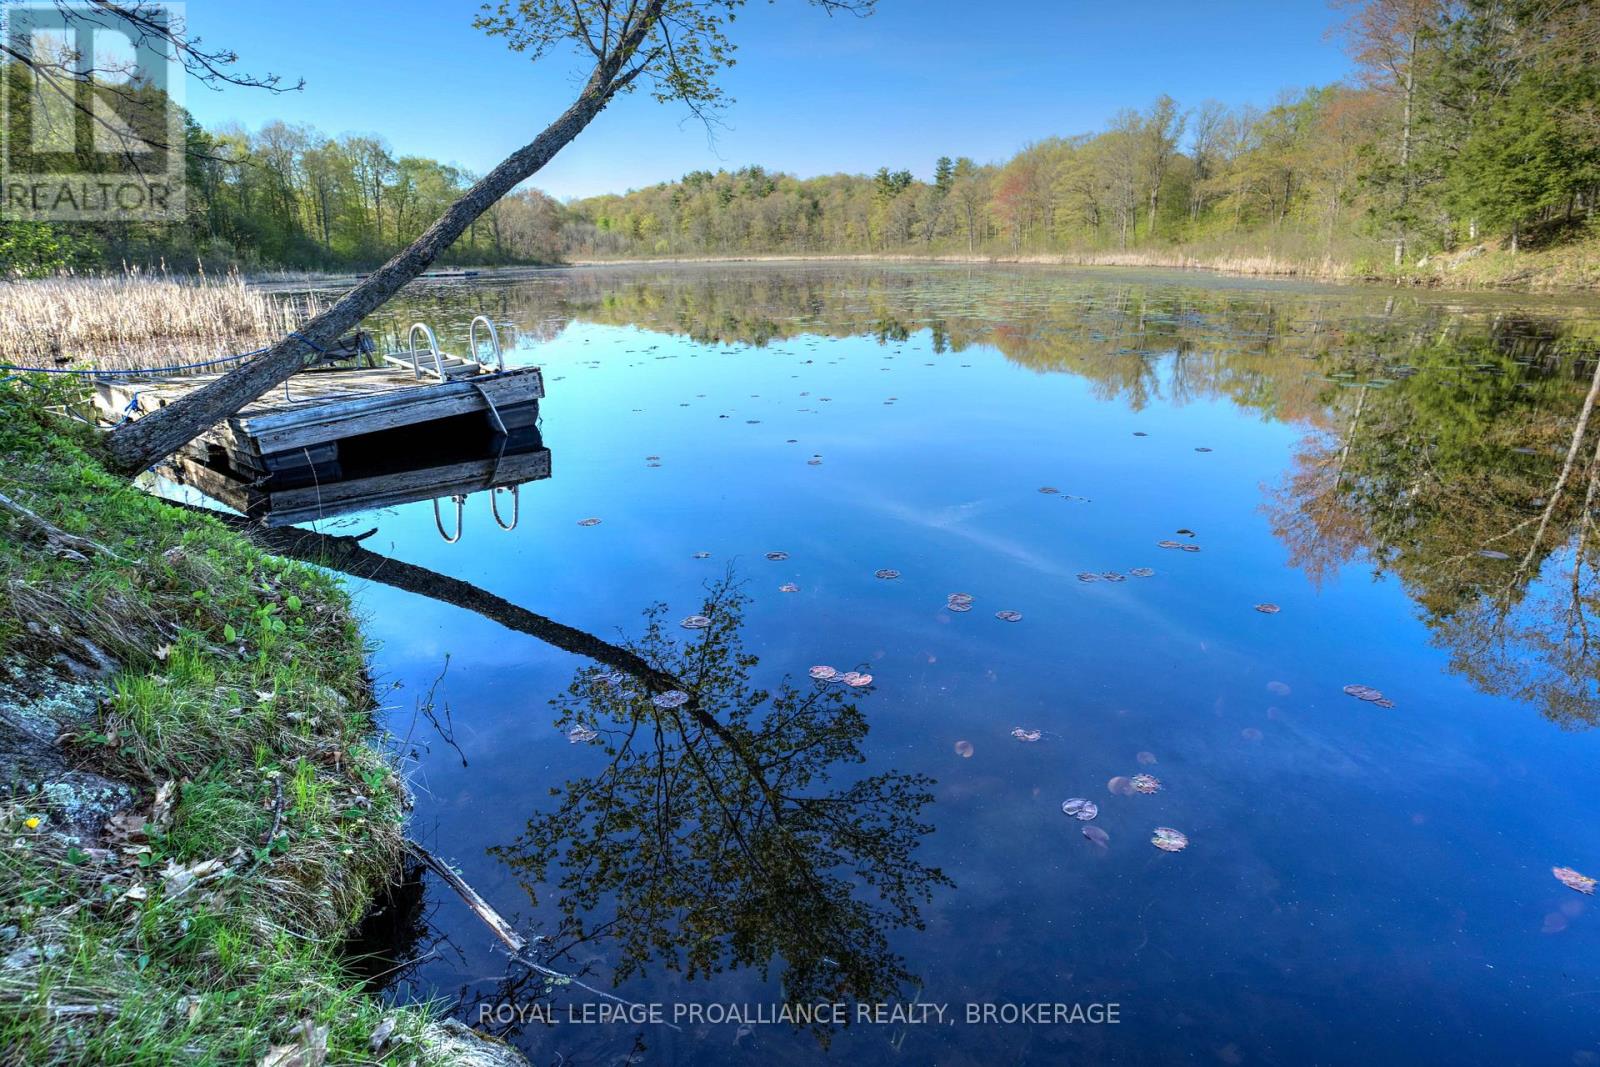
[{"left": 266, "top": 264, "right": 1600, "bottom": 1065}]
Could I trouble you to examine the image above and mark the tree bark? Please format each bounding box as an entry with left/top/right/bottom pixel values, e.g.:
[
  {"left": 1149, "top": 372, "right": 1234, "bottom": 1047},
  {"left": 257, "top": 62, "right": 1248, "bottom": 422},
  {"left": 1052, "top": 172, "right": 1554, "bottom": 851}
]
[{"left": 103, "top": 8, "right": 662, "bottom": 477}]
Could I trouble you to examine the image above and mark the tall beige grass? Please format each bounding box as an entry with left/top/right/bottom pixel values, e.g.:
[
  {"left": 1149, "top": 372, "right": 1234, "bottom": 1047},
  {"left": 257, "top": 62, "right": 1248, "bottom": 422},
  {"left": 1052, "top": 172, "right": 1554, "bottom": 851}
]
[{"left": 0, "top": 269, "right": 323, "bottom": 373}]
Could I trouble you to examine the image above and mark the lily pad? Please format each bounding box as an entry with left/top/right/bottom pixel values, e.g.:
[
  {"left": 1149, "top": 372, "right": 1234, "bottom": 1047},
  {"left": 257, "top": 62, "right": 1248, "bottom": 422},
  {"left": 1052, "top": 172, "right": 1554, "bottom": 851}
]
[
  {"left": 1151, "top": 827, "right": 1189, "bottom": 852},
  {"left": 1131, "top": 774, "right": 1162, "bottom": 794},
  {"left": 946, "top": 600, "right": 972, "bottom": 613},
  {"left": 1077, "top": 572, "right": 1100, "bottom": 583},
  {"left": 1011, "top": 728, "right": 1042, "bottom": 742},
  {"left": 680, "top": 615, "right": 712, "bottom": 630},
  {"left": 947, "top": 592, "right": 975, "bottom": 605},
  {"left": 995, "top": 610, "right": 1023, "bottom": 622},
  {"left": 1553, "top": 867, "right": 1596, "bottom": 895},
  {"left": 841, "top": 671, "right": 874, "bottom": 688},
  {"left": 1102, "top": 572, "right": 1126, "bottom": 582},
  {"left": 765, "top": 551, "right": 790, "bottom": 561},
  {"left": 875, "top": 569, "right": 901, "bottom": 580},
  {"left": 1083, "top": 825, "right": 1110, "bottom": 847},
  {"left": 566, "top": 724, "right": 598, "bottom": 744},
  {"left": 1039, "top": 487, "right": 1060, "bottom": 494},
  {"left": 1108, "top": 776, "right": 1135, "bottom": 796},
  {"left": 651, "top": 690, "right": 690, "bottom": 709},
  {"left": 779, "top": 583, "right": 800, "bottom": 593},
  {"left": 954, "top": 740, "right": 974, "bottom": 758},
  {"left": 1062, "top": 798, "right": 1099, "bottom": 821},
  {"left": 809, "top": 665, "right": 838, "bottom": 681},
  {"left": 577, "top": 517, "right": 602, "bottom": 527},
  {"left": 1342, "top": 684, "right": 1385, "bottom": 702},
  {"left": 692, "top": 551, "right": 711, "bottom": 559},
  {"left": 1129, "top": 567, "right": 1155, "bottom": 578},
  {"left": 1254, "top": 603, "right": 1281, "bottom": 614}
]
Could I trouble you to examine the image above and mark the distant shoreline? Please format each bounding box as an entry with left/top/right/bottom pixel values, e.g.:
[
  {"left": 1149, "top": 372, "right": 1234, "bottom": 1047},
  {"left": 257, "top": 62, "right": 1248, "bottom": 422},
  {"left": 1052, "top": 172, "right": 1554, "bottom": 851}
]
[{"left": 235, "top": 245, "right": 1599, "bottom": 296}]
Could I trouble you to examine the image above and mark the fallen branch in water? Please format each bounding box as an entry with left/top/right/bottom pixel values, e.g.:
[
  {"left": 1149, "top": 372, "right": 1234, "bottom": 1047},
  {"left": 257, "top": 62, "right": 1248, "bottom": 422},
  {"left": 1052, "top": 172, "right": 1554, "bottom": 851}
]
[
  {"left": 406, "top": 841, "right": 679, "bottom": 1025},
  {"left": 406, "top": 841, "right": 526, "bottom": 953}
]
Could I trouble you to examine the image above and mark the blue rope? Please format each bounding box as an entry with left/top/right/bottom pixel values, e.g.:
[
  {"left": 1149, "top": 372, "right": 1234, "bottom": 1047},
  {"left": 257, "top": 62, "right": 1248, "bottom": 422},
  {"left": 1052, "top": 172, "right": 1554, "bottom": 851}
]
[{"left": 0, "top": 332, "right": 339, "bottom": 380}]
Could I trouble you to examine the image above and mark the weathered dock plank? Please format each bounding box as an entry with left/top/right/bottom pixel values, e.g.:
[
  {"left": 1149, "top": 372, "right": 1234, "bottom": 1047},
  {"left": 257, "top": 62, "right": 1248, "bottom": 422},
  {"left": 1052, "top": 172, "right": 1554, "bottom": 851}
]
[{"left": 95, "top": 363, "right": 544, "bottom": 466}]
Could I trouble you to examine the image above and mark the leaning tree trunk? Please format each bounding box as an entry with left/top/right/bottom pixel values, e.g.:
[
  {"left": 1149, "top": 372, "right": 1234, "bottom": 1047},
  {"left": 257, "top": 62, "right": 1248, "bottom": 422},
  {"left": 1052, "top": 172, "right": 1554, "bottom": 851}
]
[{"left": 102, "top": 13, "right": 660, "bottom": 477}]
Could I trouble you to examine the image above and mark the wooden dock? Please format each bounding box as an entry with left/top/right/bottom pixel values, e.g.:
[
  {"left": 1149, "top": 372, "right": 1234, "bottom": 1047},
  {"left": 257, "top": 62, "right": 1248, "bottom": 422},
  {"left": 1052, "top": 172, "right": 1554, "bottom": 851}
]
[{"left": 95, "top": 361, "right": 544, "bottom": 477}]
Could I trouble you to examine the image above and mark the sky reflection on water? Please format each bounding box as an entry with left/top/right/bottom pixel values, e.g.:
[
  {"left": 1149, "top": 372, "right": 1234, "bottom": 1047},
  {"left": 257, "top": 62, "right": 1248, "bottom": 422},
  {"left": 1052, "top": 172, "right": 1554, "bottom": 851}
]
[{"left": 317, "top": 265, "right": 1600, "bottom": 1065}]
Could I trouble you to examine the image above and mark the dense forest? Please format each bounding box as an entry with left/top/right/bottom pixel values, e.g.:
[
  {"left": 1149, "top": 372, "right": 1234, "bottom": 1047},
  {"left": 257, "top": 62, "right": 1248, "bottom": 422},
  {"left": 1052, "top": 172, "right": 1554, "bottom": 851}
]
[{"left": 1, "top": 0, "right": 1595, "bottom": 278}]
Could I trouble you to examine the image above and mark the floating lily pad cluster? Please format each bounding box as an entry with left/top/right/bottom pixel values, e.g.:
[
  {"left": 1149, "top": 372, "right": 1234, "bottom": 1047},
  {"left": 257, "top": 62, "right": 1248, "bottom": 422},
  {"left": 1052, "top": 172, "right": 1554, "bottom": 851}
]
[
  {"left": 1011, "top": 727, "right": 1042, "bottom": 742},
  {"left": 809, "top": 664, "right": 873, "bottom": 688}
]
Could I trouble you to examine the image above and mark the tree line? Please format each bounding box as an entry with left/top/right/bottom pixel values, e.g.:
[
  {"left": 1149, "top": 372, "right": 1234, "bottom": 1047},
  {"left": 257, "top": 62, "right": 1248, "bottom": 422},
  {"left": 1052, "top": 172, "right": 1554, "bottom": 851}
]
[
  {"left": 0, "top": 0, "right": 1594, "bottom": 278},
  {"left": 565, "top": 0, "right": 1599, "bottom": 269}
]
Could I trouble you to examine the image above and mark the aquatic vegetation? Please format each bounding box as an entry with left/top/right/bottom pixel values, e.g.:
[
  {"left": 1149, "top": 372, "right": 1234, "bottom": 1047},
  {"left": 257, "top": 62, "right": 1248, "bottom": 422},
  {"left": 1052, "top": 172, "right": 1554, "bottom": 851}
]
[
  {"left": 779, "top": 582, "right": 799, "bottom": 592},
  {"left": 577, "top": 517, "right": 602, "bottom": 526},
  {"left": 1061, "top": 798, "right": 1098, "bottom": 821},
  {"left": 1083, "top": 825, "right": 1110, "bottom": 847},
  {"left": 1011, "top": 728, "right": 1041, "bottom": 742},
  {"left": 1553, "top": 867, "right": 1596, "bottom": 894},
  {"left": 765, "top": 551, "right": 790, "bottom": 561},
  {"left": 874, "top": 569, "right": 901, "bottom": 580},
  {"left": 566, "top": 724, "right": 598, "bottom": 743},
  {"left": 680, "top": 615, "right": 712, "bottom": 629},
  {"left": 954, "top": 740, "right": 974, "bottom": 758},
  {"left": 841, "top": 671, "right": 874, "bottom": 688},
  {"left": 809, "top": 665, "right": 837, "bottom": 680},
  {"left": 651, "top": 690, "right": 690, "bottom": 708},
  {"left": 1131, "top": 774, "right": 1162, "bottom": 794},
  {"left": 994, "top": 610, "right": 1023, "bottom": 622},
  {"left": 1108, "top": 776, "right": 1135, "bottom": 796},
  {"left": 1254, "top": 603, "right": 1281, "bottom": 614},
  {"left": 1152, "top": 827, "right": 1189, "bottom": 852}
]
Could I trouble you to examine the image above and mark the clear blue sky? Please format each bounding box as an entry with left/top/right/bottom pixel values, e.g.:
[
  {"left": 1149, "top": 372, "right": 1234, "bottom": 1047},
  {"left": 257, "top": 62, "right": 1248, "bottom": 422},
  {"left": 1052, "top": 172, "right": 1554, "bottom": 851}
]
[{"left": 181, "top": 1, "right": 1355, "bottom": 200}]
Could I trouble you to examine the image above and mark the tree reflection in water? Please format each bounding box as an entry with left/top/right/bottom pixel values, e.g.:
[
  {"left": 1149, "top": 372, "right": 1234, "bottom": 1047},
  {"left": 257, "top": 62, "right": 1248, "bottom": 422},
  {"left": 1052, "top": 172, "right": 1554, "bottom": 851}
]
[
  {"left": 491, "top": 577, "right": 949, "bottom": 1035},
  {"left": 1265, "top": 339, "right": 1600, "bottom": 726}
]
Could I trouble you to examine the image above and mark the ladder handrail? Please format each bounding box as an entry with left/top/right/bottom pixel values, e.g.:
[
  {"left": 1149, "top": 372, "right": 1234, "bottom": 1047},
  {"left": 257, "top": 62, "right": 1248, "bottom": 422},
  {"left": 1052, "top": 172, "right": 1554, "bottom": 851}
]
[
  {"left": 468, "top": 315, "right": 506, "bottom": 372},
  {"left": 491, "top": 484, "right": 519, "bottom": 530},
  {"left": 433, "top": 494, "right": 465, "bottom": 543},
  {"left": 407, "top": 322, "right": 447, "bottom": 380}
]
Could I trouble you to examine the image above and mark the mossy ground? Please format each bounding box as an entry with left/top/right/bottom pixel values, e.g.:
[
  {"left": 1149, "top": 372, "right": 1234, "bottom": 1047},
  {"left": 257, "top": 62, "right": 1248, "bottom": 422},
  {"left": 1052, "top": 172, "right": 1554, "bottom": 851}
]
[{"left": 0, "top": 385, "right": 449, "bottom": 1064}]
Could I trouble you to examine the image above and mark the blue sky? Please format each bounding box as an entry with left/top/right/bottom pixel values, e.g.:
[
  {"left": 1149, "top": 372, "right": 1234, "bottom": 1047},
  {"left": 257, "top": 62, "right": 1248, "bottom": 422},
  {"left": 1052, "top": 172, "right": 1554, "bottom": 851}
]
[{"left": 181, "top": 1, "right": 1355, "bottom": 200}]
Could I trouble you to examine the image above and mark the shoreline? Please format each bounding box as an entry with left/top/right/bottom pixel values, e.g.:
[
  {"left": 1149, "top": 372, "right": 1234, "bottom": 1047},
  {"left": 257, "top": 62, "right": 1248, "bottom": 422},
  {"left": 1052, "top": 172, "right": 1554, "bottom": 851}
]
[
  {"left": 0, "top": 394, "right": 522, "bottom": 1065},
  {"left": 237, "top": 246, "right": 1600, "bottom": 296}
]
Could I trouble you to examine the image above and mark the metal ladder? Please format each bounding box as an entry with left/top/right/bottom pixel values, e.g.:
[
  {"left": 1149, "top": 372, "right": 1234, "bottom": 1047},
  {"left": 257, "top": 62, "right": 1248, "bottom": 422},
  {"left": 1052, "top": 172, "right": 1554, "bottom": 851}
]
[{"left": 385, "top": 319, "right": 504, "bottom": 380}]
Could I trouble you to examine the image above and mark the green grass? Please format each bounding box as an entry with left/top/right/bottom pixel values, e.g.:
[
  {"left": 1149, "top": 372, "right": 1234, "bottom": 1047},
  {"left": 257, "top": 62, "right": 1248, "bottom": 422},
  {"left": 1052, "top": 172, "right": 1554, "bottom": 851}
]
[{"left": 0, "top": 385, "right": 459, "bottom": 1064}]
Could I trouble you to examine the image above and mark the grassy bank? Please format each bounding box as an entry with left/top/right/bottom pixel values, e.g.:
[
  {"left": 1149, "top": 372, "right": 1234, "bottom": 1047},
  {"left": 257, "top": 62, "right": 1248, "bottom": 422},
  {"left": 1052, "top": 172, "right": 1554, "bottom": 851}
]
[{"left": 0, "top": 388, "right": 497, "bottom": 1064}]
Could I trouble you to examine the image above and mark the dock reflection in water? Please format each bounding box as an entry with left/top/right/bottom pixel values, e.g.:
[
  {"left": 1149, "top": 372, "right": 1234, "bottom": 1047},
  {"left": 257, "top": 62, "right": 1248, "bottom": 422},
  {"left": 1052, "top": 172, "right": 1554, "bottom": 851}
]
[{"left": 162, "top": 416, "right": 551, "bottom": 534}]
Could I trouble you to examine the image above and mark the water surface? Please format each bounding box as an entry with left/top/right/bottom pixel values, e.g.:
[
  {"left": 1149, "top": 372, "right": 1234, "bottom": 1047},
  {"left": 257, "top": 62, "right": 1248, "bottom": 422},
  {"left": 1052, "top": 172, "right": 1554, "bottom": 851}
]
[{"left": 305, "top": 264, "right": 1600, "bottom": 1065}]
